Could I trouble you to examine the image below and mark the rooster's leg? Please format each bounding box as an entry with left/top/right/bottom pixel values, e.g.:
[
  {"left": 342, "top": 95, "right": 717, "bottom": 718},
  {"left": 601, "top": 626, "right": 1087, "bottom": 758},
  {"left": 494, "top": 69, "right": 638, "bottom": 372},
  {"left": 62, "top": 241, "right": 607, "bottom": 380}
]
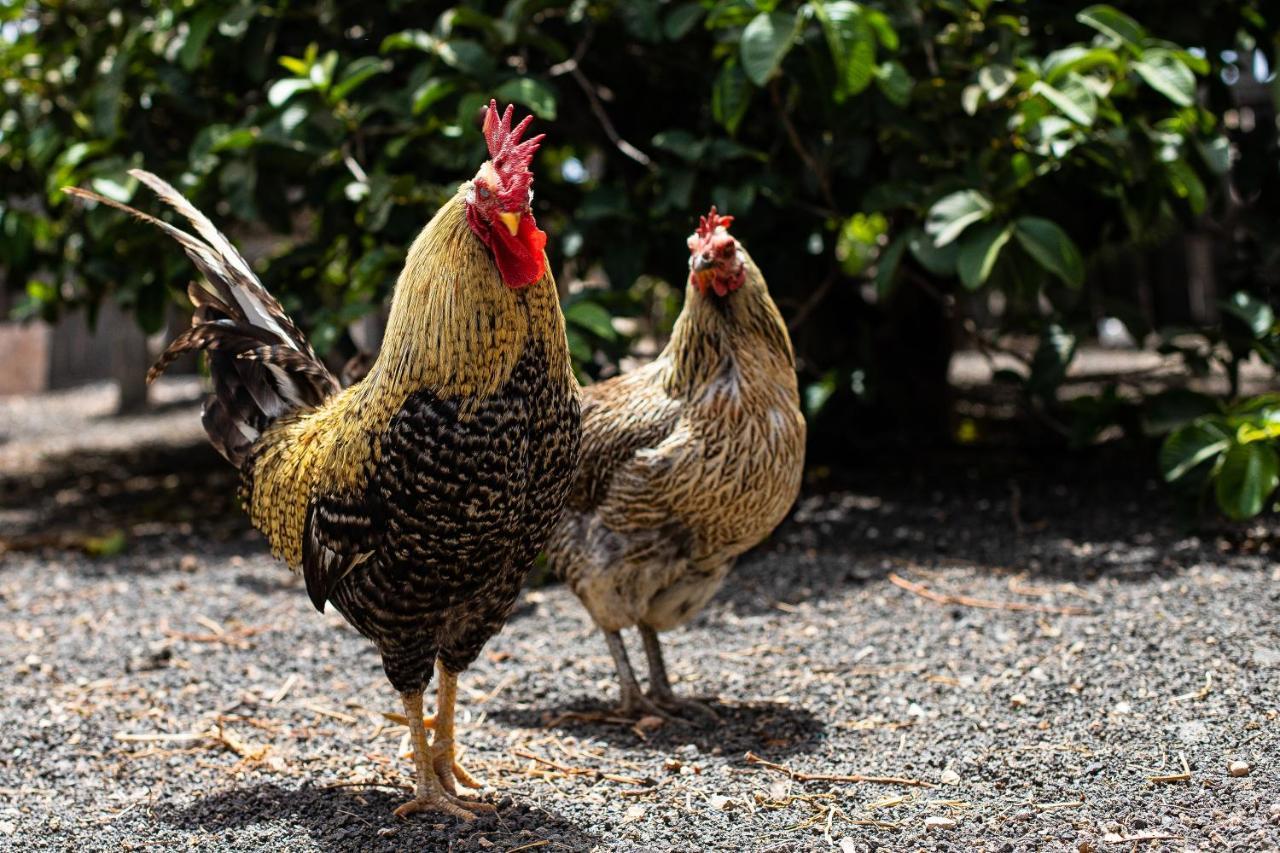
[
  {"left": 639, "top": 624, "right": 719, "bottom": 722},
  {"left": 604, "top": 630, "right": 669, "bottom": 719},
  {"left": 427, "top": 665, "right": 492, "bottom": 802},
  {"left": 393, "top": 691, "right": 488, "bottom": 821}
]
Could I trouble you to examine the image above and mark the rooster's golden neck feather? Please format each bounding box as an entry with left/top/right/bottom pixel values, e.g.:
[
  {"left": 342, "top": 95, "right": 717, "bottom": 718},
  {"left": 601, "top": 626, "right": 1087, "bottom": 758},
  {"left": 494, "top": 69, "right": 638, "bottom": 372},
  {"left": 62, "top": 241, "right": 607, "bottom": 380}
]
[{"left": 360, "top": 183, "right": 568, "bottom": 403}]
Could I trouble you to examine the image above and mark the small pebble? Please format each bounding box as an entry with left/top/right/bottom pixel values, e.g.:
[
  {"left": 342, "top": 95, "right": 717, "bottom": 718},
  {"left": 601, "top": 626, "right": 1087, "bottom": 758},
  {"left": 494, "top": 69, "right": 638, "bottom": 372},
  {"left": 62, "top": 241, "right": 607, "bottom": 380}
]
[
  {"left": 925, "top": 815, "right": 956, "bottom": 832},
  {"left": 1010, "top": 693, "right": 1028, "bottom": 708},
  {"left": 939, "top": 768, "right": 961, "bottom": 785},
  {"left": 1227, "top": 760, "right": 1250, "bottom": 777}
]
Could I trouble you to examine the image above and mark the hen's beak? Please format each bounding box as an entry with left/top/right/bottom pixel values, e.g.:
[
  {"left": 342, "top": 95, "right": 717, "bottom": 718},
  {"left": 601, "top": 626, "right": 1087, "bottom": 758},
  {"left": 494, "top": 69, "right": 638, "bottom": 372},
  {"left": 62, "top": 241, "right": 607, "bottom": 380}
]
[
  {"left": 692, "top": 253, "right": 715, "bottom": 272},
  {"left": 498, "top": 211, "right": 521, "bottom": 237}
]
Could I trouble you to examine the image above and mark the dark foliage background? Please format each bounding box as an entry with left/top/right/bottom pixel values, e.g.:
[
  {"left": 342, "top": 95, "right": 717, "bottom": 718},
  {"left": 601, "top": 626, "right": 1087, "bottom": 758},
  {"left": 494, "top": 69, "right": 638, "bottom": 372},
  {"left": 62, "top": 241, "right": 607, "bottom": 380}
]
[{"left": 2, "top": 0, "right": 1277, "bottom": 514}]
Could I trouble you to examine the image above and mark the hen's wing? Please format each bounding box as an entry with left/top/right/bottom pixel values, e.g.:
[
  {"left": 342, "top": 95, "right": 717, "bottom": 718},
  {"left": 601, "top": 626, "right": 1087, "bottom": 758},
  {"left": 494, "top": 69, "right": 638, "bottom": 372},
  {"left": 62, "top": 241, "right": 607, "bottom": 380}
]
[{"left": 570, "top": 362, "right": 682, "bottom": 513}]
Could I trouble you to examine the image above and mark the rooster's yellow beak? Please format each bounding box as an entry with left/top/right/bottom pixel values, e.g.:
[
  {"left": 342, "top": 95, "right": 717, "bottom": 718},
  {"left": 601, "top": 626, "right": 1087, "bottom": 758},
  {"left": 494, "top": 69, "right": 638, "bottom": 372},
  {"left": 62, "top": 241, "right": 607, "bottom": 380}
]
[{"left": 498, "top": 211, "right": 521, "bottom": 237}]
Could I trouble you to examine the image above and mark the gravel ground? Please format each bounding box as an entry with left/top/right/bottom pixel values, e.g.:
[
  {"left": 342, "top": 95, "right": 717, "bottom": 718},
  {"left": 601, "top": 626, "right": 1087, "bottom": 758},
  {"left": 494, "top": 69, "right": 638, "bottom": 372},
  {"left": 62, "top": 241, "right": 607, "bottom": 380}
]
[{"left": 1, "top": 382, "right": 1278, "bottom": 852}]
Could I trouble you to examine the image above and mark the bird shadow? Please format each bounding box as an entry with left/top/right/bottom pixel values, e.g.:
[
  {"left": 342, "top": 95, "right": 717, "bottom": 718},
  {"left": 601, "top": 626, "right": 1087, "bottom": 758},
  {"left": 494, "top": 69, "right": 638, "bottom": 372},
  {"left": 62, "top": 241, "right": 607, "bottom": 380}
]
[
  {"left": 156, "top": 782, "right": 599, "bottom": 853},
  {"left": 488, "top": 696, "right": 824, "bottom": 758}
]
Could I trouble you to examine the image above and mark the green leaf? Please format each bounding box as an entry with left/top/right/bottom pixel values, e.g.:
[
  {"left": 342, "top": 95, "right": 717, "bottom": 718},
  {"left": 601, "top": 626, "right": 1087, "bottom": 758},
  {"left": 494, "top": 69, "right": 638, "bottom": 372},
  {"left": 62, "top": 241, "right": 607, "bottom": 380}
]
[
  {"left": 565, "top": 299, "right": 618, "bottom": 340},
  {"left": 1221, "top": 291, "right": 1275, "bottom": 338},
  {"left": 178, "top": 8, "right": 220, "bottom": 72},
  {"left": 1215, "top": 442, "right": 1280, "bottom": 520},
  {"left": 925, "top": 190, "right": 993, "bottom": 248},
  {"left": 652, "top": 130, "right": 706, "bottom": 161},
  {"left": 1143, "top": 389, "right": 1221, "bottom": 437},
  {"left": 412, "top": 78, "right": 457, "bottom": 115},
  {"left": 874, "top": 61, "right": 911, "bottom": 106},
  {"left": 1133, "top": 49, "right": 1196, "bottom": 107},
  {"left": 1043, "top": 46, "right": 1121, "bottom": 83},
  {"left": 814, "top": 1, "right": 875, "bottom": 100},
  {"left": 664, "top": 2, "right": 704, "bottom": 40},
  {"left": 495, "top": 77, "right": 558, "bottom": 119},
  {"left": 907, "top": 227, "right": 961, "bottom": 277},
  {"left": 874, "top": 231, "right": 908, "bottom": 299},
  {"left": 712, "top": 61, "right": 751, "bottom": 134},
  {"left": 804, "top": 371, "right": 838, "bottom": 417},
  {"left": 1027, "top": 323, "right": 1077, "bottom": 397},
  {"left": 83, "top": 529, "right": 128, "bottom": 558},
  {"left": 1160, "top": 419, "right": 1231, "bottom": 481},
  {"left": 380, "top": 30, "right": 437, "bottom": 53},
  {"left": 89, "top": 174, "right": 137, "bottom": 204},
  {"left": 1013, "top": 217, "right": 1084, "bottom": 288},
  {"left": 977, "top": 64, "right": 1016, "bottom": 100},
  {"left": 437, "top": 39, "right": 494, "bottom": 75},
  {"left": 740, "top": 11, "right": 798, "bottom": 87},
  {"left": 1165, "top": 158, "right": 1206, "bottom": 215},
  {"left": 1198, "top": 135, "right": 1231, "bottom": 176},
  {"left": 331, "top": 57, "right": 389, "bottom": 101},
  {"left": 956, "top": 222, "right": 1013, "bottom": 290},
  {"left": 1031, "top": 74, "right": 1097, "bottom": 126},
  {"left": 1076, "top": 5, "right": 1146, "bottom": 50},
  {"left": 864, "top": 9, "right": 899, "bottom": 51},
  {"left": 268, "top": 78, "right": 314, "bottom": 107}
]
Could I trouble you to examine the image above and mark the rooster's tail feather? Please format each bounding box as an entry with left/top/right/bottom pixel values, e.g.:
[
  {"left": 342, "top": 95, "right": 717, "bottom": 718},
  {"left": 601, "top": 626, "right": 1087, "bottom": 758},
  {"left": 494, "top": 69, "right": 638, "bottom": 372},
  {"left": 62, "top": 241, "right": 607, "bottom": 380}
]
[{"left": 65, "top": 170, "right": 339, "bottom": 468}]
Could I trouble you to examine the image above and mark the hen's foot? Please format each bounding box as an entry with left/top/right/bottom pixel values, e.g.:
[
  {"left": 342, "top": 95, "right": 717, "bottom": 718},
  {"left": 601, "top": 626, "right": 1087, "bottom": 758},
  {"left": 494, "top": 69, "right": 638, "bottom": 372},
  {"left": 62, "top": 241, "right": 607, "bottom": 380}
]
[
  {"left": 431, "top": 737, "right": 492, "bottom": 804},
  {"left": 616, "top": 685, "right": 679, "bottom": 723},
  {"left": 647, "top": 691, "right": 721, "bottom": 724}
]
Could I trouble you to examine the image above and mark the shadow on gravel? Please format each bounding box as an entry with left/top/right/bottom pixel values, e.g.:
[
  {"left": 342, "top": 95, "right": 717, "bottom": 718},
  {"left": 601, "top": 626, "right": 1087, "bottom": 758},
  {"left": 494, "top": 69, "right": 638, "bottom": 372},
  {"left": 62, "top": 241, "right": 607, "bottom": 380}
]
[
  {"left": 158, "top": 782, "right": 600, "bottom": 852},
  {"left": 0, "top": 439, "right": 245, "bottom": 548},
  {"left": 490, "top": 697, "right": 823, "bottom": 758}
]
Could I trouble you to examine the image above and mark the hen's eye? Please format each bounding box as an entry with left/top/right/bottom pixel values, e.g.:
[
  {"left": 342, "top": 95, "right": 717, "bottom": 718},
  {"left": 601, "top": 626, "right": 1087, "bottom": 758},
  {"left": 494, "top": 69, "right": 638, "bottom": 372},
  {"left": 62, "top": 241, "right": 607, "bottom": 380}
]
[{"left": 478, "top": 186, "right": 491, "bottom": 200}]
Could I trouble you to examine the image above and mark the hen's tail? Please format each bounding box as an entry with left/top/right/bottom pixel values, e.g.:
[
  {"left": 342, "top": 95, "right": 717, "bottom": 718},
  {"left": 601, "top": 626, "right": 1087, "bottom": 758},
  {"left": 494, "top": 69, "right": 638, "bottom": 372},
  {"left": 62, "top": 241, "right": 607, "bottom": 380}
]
[{"left": 65, "top": 170, "right": 339, "bottom": 468}]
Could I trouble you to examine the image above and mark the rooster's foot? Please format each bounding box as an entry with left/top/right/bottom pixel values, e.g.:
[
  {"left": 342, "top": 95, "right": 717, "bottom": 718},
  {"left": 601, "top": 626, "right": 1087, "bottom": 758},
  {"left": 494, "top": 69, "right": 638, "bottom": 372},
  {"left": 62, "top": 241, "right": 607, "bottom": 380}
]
[{"left": 394, "top": 784, "right": 491, "bottom": 822}]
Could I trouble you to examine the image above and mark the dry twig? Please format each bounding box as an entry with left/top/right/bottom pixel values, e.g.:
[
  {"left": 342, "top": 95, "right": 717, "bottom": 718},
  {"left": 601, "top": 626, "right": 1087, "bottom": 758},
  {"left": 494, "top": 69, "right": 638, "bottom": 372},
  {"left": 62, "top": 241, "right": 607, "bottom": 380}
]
[
  {"left": 512, "top": 748, "right": 654, "bottom": 787},
  {"left": 1147, "top": 752, "right": 1192, "bottom": 784},
  {"left": 887, "top": 573, "right": 1090, "bottom": 616}
]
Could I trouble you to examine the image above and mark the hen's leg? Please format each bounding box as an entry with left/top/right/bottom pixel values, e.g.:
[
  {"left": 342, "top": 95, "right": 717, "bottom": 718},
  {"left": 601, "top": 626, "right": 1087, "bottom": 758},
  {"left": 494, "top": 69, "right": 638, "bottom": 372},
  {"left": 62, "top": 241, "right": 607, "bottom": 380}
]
[
  {"left": 393, "top": 691, "right": 488, "bottom": 820},
  {"left": 604, "top": 630, "right": 669, "bottom": 719},
  {"left": 639, "top": 624, "right": 719, "bottom": 722},
  {"left": 428, "top": 665, "right": 492, "bottom": 802}
]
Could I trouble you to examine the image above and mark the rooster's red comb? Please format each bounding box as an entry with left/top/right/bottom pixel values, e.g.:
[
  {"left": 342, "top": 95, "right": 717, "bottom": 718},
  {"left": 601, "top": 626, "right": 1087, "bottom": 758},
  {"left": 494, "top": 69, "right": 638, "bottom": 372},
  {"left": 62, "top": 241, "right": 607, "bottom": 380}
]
[
  {"left": 695, "top": 206, "right": 734, "bottom": 238},
  {"left": 483, "top": 99, "right": 544, "bottom": 206}
]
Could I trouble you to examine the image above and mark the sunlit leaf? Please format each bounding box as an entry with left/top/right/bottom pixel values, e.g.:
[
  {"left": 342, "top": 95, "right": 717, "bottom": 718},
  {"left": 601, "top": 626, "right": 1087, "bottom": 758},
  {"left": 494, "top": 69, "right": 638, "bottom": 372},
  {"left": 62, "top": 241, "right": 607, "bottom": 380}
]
[
  {"left": 1215, "top": 442, "right": 1279, "bottom": 520},
  {"left": 925, "top": 190, "right": 993, "bottom": 248},
  {"left": 495, "top": 77, "right": 558, "bottom": 119},
  {"left": 740, "top": 11, "right": 798, "bottom": 86}
]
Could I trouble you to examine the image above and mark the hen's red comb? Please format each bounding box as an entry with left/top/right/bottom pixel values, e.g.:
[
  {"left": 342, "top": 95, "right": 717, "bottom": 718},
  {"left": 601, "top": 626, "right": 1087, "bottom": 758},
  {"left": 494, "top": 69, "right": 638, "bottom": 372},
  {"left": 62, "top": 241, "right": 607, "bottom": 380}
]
[
  {"left": 483, "top": 99, "right": 544, "bottom": 207},
  {"left": 695, "top": 206, "right": 734, "bottom": 238}
]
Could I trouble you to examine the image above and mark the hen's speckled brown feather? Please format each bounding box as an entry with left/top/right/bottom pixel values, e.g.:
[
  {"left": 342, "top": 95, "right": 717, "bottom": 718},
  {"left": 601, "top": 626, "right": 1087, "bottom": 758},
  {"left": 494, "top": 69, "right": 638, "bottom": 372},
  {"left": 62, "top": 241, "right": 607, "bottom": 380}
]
[{"left": 547, "top": 250, "right": 804, "bottom": 634}]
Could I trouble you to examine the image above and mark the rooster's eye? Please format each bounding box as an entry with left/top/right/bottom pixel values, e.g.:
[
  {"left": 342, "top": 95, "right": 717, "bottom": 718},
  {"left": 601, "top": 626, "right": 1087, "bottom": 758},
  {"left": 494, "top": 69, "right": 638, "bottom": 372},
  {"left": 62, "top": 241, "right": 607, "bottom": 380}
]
[{"left": 478, "top": 186, "right": 491, "bottom": 200}]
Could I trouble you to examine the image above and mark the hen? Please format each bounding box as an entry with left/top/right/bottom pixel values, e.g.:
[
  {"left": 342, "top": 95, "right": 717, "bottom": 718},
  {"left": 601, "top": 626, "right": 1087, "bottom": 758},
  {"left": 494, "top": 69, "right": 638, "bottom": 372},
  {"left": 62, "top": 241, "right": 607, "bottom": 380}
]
[
  {"left": 67, "top": 101, "right": 580, "bottom": 819},
  {"left": 547, "top": 208, "right": 805, "bottom": 719}
]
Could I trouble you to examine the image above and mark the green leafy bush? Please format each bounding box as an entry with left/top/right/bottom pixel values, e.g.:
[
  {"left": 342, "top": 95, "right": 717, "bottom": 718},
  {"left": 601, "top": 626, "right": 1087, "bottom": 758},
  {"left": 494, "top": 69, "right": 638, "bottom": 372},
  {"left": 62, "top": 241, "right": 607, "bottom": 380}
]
[
  {"left": 1, "top": 0, "right": 1276, "bottom": 497},
  {"left": 1160, "top": 292, "right": 1279, "bottom": 519}
]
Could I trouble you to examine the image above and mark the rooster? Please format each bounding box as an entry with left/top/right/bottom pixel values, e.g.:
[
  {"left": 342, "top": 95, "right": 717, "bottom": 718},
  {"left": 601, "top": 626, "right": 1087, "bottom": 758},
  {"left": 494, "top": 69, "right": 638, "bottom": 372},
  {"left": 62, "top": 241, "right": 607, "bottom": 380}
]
[
  {"left": 66, "top": 101, "right": 581, "bottom": 820},
  {"left": 546, "top": 208, "right": 805, "bottom": 719}
]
